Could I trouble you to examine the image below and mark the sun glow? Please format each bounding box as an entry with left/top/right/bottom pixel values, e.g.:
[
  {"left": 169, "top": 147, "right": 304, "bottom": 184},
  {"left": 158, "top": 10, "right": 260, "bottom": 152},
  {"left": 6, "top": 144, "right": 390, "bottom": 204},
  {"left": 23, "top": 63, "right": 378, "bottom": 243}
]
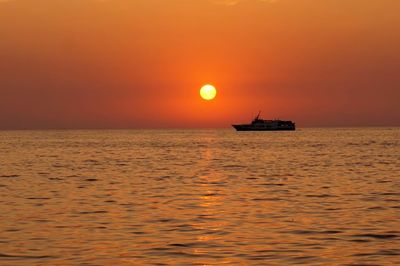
[{"left": 200, "top": 85, "right": 217, "bottom": 101}]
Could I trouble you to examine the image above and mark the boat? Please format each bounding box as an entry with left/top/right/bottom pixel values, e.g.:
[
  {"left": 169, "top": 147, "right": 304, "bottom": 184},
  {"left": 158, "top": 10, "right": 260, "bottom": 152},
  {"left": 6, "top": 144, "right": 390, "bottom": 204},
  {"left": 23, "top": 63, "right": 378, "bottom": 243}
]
[{"left": 232, "top": 112, "right": 296, "bottom": 131}]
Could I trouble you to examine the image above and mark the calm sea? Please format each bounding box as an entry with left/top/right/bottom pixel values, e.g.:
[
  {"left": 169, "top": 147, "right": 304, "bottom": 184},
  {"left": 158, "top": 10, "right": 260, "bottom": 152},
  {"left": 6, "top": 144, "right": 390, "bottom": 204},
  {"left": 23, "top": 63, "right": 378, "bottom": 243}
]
[{"left": 0, "top": 128, "right": 399, "bottom": 265}]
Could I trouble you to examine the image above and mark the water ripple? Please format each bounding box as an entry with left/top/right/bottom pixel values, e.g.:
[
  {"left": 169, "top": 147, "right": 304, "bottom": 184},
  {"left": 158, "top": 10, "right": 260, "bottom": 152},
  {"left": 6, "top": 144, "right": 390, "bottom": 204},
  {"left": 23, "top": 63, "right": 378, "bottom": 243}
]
[{"left": 0, "top": 128, "right": 399, "bottom": 265}]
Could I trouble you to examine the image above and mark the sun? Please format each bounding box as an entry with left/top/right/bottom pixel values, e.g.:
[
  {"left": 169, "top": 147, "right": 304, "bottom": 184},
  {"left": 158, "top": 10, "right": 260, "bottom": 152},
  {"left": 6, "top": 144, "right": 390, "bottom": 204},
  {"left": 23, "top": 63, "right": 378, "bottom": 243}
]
[{"left": 200, "top": 84, "right": 217, "bottom": 101}]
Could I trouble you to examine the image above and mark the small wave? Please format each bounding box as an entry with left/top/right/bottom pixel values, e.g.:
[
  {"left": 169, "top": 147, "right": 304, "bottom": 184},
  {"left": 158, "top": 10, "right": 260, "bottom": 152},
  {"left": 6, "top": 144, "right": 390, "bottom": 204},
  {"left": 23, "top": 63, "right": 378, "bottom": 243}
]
[
  {"left": 84, "top": 178, "right": 98, "bottom": 182},
  {"left": 306, "top": 194, "right": 336, "bottom": 198},
  {"left": 351, "top": 233, "right": 398, "bottom": 240},
  {"left": 261, "top": 183, "right": 285, "bottom": 186},
  {"left": 83, "top": 159, "right": 99, "bottom": 163},
  {"left": 37, "top": 172, "right": 50, "bottom": 175},
  {"left": 78, "top": 210, "right": 108, "bottom": 214},
  {"left": 222, "top": 164, "right": 246, "bottom": 169},
  {"left": 352, "top": 249, "right": 400, "bottom": 257},
  {"left": 0, "top": 174, "right": 19, "bottom": 178},
  {"left": 0, "top": 253, "right": 55, "bottom": 259},
  {"left": 27, "top": 197, "right": 51, "bottom": 200},
  {"left": 48, "top": 177, "right": 63, "bottom": 181},
  {"left": 287, "top": 229, "right": 343, "bottom": 235}
]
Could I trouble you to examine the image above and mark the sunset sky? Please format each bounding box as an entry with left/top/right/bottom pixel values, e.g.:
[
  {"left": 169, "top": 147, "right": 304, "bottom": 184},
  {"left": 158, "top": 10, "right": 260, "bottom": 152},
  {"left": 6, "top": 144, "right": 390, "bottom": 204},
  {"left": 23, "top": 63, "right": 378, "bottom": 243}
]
[{"left": 0, "top": 0, "right": 399, "bottom": 129}]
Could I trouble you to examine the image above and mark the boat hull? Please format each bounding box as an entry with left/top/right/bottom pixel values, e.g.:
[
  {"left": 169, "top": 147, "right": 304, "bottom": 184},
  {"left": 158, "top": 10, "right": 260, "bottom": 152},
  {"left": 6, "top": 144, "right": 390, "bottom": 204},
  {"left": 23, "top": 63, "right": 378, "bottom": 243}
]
[{"left": 232, "top": 125, "right": 296, "bottom": 131}]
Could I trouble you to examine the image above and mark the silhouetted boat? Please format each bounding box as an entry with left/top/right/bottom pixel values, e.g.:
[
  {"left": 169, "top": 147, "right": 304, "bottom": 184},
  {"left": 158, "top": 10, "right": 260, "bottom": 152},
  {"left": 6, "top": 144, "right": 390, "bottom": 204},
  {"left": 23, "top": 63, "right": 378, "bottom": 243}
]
[{"left": 232, "top": 112, "right": 295, "bottom": 131}]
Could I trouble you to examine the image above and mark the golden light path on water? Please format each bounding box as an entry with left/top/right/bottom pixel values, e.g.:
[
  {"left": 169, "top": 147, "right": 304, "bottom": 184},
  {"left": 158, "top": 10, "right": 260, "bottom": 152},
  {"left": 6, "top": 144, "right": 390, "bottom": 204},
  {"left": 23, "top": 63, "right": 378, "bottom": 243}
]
[{"left": 0, "top": 128, "right": 399, "bottom": 265}]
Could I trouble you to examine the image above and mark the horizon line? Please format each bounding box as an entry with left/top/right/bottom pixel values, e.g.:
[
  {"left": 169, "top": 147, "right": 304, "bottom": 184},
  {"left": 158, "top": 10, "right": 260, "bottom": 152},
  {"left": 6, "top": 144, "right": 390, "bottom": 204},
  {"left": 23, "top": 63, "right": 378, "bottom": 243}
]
[{"left": 0, "top": 126, "right": 399, "bottom": 131}]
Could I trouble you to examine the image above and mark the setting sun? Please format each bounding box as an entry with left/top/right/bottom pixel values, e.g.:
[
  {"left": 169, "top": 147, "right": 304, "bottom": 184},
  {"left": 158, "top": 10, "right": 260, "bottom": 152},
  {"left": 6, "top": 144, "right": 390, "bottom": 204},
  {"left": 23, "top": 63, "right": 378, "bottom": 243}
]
[{"left": 200, "top": 85, "right": 217, "bottom": 101}]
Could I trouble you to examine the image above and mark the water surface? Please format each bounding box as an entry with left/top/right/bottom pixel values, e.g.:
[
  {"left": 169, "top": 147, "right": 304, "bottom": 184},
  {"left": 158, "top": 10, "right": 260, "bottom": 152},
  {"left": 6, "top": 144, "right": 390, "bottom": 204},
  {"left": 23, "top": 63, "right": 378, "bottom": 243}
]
[{"left": 1, "top": 128, "right": 399, "bottom": 265}]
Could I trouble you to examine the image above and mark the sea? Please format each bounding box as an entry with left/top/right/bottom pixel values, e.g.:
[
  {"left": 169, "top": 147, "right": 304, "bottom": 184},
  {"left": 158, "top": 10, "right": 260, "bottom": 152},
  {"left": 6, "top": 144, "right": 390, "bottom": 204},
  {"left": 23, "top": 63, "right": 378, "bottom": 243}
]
[{"left": 0, "top": 128, "right": 399, "bottom": 265}]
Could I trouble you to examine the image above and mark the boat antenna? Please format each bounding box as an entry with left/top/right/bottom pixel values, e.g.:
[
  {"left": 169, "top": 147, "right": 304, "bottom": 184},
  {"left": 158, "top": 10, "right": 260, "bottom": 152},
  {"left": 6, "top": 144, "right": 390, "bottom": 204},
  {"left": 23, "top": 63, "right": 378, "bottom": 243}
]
[{"left": 256, "top": 110, "right": 261, "bottom": 120}]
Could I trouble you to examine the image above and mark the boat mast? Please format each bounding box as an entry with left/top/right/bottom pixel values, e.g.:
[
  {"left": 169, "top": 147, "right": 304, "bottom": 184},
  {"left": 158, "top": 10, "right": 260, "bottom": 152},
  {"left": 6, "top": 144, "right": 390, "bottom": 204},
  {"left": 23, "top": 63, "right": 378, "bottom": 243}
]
[{"left": 256, "top": 110, "right": 261, "bottom": 120}]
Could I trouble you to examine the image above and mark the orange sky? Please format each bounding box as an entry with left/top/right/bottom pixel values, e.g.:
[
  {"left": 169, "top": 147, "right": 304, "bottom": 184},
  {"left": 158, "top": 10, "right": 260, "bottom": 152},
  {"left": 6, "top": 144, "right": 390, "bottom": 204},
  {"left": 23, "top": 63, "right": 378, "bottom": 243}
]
[{"left": 0, "top": 0, "right": 399, "bottom": 129}]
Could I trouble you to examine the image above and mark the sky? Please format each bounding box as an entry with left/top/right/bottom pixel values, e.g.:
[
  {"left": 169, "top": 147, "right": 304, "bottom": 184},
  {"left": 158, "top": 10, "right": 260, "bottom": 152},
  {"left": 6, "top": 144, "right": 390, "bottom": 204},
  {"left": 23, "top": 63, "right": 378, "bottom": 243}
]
[{"left": 0, "top": 0, "right": 399, "bottom": 129}]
